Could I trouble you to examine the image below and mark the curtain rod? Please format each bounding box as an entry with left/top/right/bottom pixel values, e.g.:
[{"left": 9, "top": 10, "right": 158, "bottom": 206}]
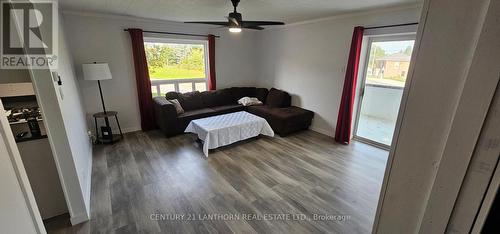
[
  {"left": 123, "top": 29, "right": 220, "bottom": 38},
  {"left": 365, "top": 22, "right": 418, "bottom": 30}
]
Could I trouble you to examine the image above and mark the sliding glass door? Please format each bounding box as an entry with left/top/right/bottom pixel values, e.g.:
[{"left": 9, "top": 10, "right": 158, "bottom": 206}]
[{"left": 354, "top": 35, "right": 415, "bottom": 148}]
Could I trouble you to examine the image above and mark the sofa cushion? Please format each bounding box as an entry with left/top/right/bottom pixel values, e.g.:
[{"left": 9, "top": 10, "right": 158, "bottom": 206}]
[
  {"left": 247, "top": 106, "right": 314, "bottom": 135},
  {"left": 200, "top": 89, "right": 234, "bottom": 107},
  {"left": 199, "top": 90, "right": 217, "bottom": 107},
  {"left": 229, "top": 87, "right": 257, "bottom": 102},
  {"left": 266, "top": 88, "right": 291, "bottom": 107},
  {"left": 169, "top": 99, "right": 184, "bottom": 115},
  {"left": 165, "top": 91, "right": 180, "bottom": 100},
  {"left": 165, "top": 91, "right": 206, "bottom": 111},
  {"left": 210, "top": 104, "right": 245, "bottom": 114},
  {"left": 178, "top": 108, "right": 216, "bottom": 120},
  {"left": 248, "top": 106, "right": 312, "bottom": 123},
  {"left": 254, "top": 88, "right": 269, "bottom": 103}
]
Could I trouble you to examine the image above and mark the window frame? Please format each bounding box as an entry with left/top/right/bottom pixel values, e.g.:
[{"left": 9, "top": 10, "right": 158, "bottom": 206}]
[
  {"left": 143, "top": 37, "right": 210, "bottom": 95},
  {"left": 353, "top": 33, "right": 416, "bottom": 150}
]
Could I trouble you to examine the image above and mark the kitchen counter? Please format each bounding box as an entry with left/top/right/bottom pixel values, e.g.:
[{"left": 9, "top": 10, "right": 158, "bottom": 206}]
[
  {"left": 17, "top": 137, "right": 68, "bottom": 219},
  {"left": 15, "top": 134, "right": 48, "bottom": 143}
]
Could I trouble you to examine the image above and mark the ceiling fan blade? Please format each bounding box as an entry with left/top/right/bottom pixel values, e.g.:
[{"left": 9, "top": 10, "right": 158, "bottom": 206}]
[
  {"left": 243, "top": 25, "right": 265, "bottom": 30},
  {"left": 242, "top": 21, "right": 285, "bottom": 26},
  {"left": 184, "top": 21, "right": 229, "bottom": 26}
]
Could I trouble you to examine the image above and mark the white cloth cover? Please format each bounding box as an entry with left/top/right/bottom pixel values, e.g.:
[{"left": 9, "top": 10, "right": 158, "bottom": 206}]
[
  {"left": 185, "top": 111, "right": 274, "bottom": 156},
  {"left": 238, "top": 97, "right": 263, "bottom": 106}
]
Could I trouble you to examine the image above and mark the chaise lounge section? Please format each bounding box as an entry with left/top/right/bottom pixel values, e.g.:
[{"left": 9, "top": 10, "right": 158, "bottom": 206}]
[{"left": 153, "top": 87, "right": 314, "bottom": 137}]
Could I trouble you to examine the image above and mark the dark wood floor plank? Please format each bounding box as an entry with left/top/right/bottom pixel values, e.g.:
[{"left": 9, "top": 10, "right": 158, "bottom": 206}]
[{"left": 45, "top": 130, "right": 387, "bottom": 234}]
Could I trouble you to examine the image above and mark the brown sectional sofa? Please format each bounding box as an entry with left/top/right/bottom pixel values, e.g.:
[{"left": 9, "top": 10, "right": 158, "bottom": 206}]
[{"left": 153, "top": 87, "right": 314, "bottom": 137}]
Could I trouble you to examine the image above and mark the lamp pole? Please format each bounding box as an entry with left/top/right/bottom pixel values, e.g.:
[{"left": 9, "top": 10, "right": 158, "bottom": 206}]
[
  {"left": 97, "top": 80, "right": 107, "bottom": 114},
  {"left": 97, "top": 80, "right": 110, "bottom": 128},
  {"left": 94, "top": 61, "right": 110, "bottom": 128}
]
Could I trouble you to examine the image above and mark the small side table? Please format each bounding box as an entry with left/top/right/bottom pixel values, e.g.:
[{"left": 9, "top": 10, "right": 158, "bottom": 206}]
[{"left": 93, "top": 111, "right": 123, "bottom": 144}]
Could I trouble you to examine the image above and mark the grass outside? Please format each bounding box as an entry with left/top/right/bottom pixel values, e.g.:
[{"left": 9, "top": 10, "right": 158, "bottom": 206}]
[{"left": 149, "top": 66, "right": 205, "bottom": 80}]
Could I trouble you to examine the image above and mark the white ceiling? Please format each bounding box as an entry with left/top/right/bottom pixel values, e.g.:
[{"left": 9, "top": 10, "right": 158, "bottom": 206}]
[{"left": 60, "top": 0, "right": 420, "bottom": 23}]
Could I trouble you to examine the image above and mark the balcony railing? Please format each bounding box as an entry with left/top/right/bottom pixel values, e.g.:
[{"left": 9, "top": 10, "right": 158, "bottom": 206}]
[{"left": 151, "top": 78, "right": 207, "bottom": 97}]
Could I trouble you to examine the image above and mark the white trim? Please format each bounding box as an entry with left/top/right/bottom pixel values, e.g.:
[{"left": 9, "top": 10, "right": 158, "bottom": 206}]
[
  {"left": 62, "top": 3, "right": 421, "bottom": 32},
  {"left": 353, "top": 33, "right": 416, "bottom": 148},
  {"left": 84, "top": 154, "right": 92, "bottom": 216},
  {"left": 471, "top": 160, "right": 500, "bottom": 233},
  {"left": 70, "top": 211, "right": 90, "bottom": 225},
  {"left": 115, "top": 126, "right": 141, "bottom": 134},
  {"left": 144, "top": 37, "right": 208, "bottom": 45},
  {"left": 372, "top": 0, "right": 430, "bottom": 231},
  {"left": 364, "top": 25, "right": 419, "bottom": 36},
  {"left": 309, "top": 126, "right": 333, "bottom": 137},
  {"left": 353, "top": 136, "right": 391, "bottom": 151},
  {"left": 61, "top": 10, "right": 214, "bottom": 30},
  {"left": 418, "top": 0, "right": 498, "bottom": 231},
  {"left": 143, "top": 38, "right": 209, "bottom": 92}
]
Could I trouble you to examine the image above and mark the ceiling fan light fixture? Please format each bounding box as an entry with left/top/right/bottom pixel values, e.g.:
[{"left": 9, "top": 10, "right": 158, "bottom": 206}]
[{"left": 229, "top": 26, "right": 242, "bottom": 33}]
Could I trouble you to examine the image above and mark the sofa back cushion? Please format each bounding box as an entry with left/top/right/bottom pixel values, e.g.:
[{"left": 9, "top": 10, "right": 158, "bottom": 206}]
[
  {"left": 200, "top": 89, "right": 234, "bottom": 107},
  {"left": 228, "top": 87, "right": 256, "bottom": 102},
  {"left": 164, "top": 87, "right": 273, "bottom": 111},
  {"left": 266, "top": 88, "right": 292, "bottom": 108},
  {"left": 254, "top": 88, "right": 269, "bottom": 103},
  {"left": 165, "top": 91, "right": 180, "bottom": 100},
  {"left": 228, "top": 87, "right": 269, "bottom": 103},
  {"left": 165, "top": 91, "right": 205, "bottom": 111}
]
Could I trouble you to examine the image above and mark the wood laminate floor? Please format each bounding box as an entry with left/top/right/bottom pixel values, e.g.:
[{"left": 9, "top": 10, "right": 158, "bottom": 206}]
[{"left": 46, "top": 130, "right": 388, "bottom": 234}]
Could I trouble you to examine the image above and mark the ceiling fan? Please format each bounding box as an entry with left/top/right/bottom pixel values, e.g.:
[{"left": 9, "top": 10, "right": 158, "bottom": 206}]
[{"left": 184, "top": 0, "right": 285, "bottom": 33}]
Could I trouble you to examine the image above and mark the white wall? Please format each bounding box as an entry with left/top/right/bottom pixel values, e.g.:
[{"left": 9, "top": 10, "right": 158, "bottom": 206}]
[
  {"left": 62, "top": 12, "right": 260, "bottom": 133},
  {"left": 256, "top": 5, "right": 421, "bottom": 136},
  {"left": 56, "top": 12, "right": 93, "bottom": 222},
  {"left": 0, "top": 69, "right": 31, "bottom": 84},
  {"left": 374, "top": 0, "right": 496, "bottom": 232},
  {"left": 23, "top": 11, "right": 92, "bottom": 225}
]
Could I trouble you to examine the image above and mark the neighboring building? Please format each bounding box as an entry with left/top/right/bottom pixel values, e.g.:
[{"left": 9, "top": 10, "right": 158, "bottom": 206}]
[{"left": 374, "top": 53, "right": 411, "bottom": 78}]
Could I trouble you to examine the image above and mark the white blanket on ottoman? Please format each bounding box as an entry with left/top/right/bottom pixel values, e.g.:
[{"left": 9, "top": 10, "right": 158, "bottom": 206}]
[{"left": 185, "top": 111, "right": 274, "bottom": 156}]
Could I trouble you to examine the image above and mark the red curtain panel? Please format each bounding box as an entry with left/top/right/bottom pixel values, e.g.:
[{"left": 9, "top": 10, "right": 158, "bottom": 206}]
[
  {"left": 208, "top": 34, "right": 217, "bottom": 90},
  {"left": 335, "top": 26, "right": 364, "bottom": 144},
  {"left": 128, "top": 28, "right": 156, "bottom": 131}
]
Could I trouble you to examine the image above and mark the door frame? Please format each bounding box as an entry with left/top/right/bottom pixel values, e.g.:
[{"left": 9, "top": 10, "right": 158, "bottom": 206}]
[{"left": 353, "top": 33, "right": 416, "bottom": 150}]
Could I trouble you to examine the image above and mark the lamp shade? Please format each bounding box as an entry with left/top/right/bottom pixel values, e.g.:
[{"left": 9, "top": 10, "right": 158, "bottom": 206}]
[{"left": 82, "top": 63, "right": 112, "bottom": 81}]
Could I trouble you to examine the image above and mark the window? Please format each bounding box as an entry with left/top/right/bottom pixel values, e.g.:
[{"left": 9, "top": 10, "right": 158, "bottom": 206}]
[
  {"left": 365, "top": 40, "right": 414, "bottom": 87},
  {"left": 144, "top": 38, "right": 209, "bottom": 96}
]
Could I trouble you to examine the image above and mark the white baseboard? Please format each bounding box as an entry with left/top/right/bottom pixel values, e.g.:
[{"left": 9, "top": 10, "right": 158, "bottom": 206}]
[
  {"left": 310, "top": 126, "right": 334, "bottom": 137},
  {"left": 70, "top": 211, "right": 89, "bottom": 225},
  {"left": 84, "top": 151, "right": 92, "bottom": 216},
  {"left": 114, "top": 126, "right": 141, "bottom": 134}
]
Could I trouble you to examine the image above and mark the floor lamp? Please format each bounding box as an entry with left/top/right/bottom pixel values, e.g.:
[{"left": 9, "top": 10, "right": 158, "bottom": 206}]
[{"left": 82, "top": 62, "right": 113, "bottom": 141}]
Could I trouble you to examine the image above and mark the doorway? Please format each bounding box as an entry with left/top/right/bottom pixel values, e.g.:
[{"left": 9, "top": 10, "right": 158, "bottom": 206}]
[{"left": 354, "top": 35, "right": 416, "bottom": 148}]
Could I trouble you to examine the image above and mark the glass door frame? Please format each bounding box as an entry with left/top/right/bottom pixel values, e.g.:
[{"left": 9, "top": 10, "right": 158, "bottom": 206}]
[{"left": 353, "top": 33, "right": 416, "bottom": 150}]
